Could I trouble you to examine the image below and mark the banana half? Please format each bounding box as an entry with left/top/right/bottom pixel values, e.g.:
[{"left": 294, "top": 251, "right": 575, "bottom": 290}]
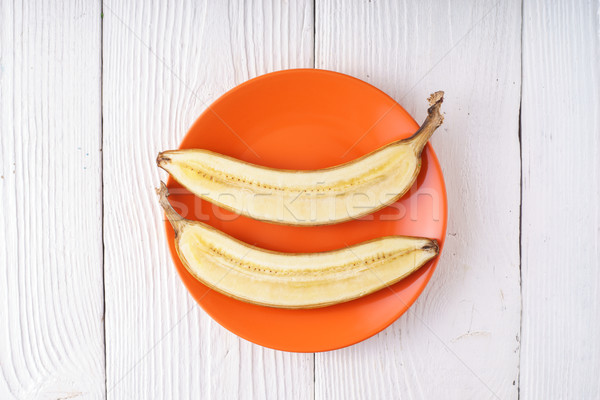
[
  {"left": 157, "top": 91, "right": 444, "bottom": 226},
  {"left": 158, "top": 183, "right": 439, "bottom": 309}
]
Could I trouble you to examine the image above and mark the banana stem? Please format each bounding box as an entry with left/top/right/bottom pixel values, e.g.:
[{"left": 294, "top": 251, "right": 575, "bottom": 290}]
[
  {"left": 157, "top": 182, "right": 185, "bottom": 234},
  {"left": 407, "top": 91, "right": 444, "bottom": 155}
]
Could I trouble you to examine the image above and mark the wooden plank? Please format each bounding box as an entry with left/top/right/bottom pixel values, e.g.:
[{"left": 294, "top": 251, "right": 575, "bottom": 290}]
[
  {"left": 315, "top": 1, "right": 522, "bottom": 398},
  {"left": 520, "top": 0, "right": 600, "bottom": 397},
  {"left": 0, "top": 1, "right": 105, "bottom": 399},
  {"left": 102, "top": 1, "right": 314, "bottom": 398}
]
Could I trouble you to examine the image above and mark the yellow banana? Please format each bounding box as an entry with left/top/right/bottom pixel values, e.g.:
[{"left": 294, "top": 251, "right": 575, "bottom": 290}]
[
  {"left": 157, "top": 91, "right": 444, "bottom": 226},
  {"left": 158, "top": 183, "right": 439, "bottom": 309}
]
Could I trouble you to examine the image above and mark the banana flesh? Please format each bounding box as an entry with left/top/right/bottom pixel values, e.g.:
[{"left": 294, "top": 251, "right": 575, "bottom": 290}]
[
  {"left": 158, "top": 183, "right": 439, "bottom": 309},
  {"left": 157, "top": 91, "right": 444, "bottom": 226}
]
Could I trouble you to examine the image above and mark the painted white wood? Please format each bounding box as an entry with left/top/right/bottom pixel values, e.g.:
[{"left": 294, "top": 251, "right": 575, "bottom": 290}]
[
  {"left": 315, "top": 1, "right": 522, "bottom": 399},
  {"left": 3, "top": 1, "right": 599, "bottom": 397},
  {"left": 520, "top": 1, "right": 600, "bottom": 398},
  {"left": 0, "top": 1, "right": 105, "bottom": 399},
  {"left": 102, "top": 1, "right": 314, "bottom": 399}
]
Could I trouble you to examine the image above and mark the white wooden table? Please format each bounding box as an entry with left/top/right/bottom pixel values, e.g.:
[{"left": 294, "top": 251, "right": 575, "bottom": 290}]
[{"left": 1, "top": 1, "right": 599, "bottom": 399}]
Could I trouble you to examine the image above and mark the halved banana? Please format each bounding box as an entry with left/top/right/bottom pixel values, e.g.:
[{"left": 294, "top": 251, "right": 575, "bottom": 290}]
[
  {"left": 158, "top": 183, "right": 439, "bottom": 309},
  {"left": 157, "top": 91, "right": 444, "bottom": 226}
]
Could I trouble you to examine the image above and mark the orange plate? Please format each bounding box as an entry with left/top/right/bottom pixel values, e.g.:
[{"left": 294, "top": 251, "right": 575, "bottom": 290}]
[{"left": 165, "top": 69, "right": 447, "bottom": 352}]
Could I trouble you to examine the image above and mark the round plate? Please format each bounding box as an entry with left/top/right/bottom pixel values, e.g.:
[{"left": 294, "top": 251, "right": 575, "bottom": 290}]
[{"left": 165, "top": 69, "right": 447, "bottom": 352}]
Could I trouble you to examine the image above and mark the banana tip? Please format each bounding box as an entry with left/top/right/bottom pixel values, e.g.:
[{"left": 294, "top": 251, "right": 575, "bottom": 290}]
[
  {"left": 428, "top": 91, "right": 444, "bottom": 106},
  {"left": 425, "top": 91, "right": 444, "bottom": 128},
  {"left": 423, "top": 240, "right": 439, "bottom": 254},
  {"left": 156, "top": 152, "right": 171, "bottom": 168}
]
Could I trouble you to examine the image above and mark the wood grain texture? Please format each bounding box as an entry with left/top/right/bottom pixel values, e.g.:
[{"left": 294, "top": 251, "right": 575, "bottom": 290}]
[
  {"left": 102, "top": 1, "right": 314, "bottom": 399},
  {"left": 315, "top": 1, "right": 522, "bottom": 398},
  {"left": 520, "top": 0, "right": 600, "bottom": 398},
  {"left": 0, "top": 1, "right": 105, "bottom": 399}
]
